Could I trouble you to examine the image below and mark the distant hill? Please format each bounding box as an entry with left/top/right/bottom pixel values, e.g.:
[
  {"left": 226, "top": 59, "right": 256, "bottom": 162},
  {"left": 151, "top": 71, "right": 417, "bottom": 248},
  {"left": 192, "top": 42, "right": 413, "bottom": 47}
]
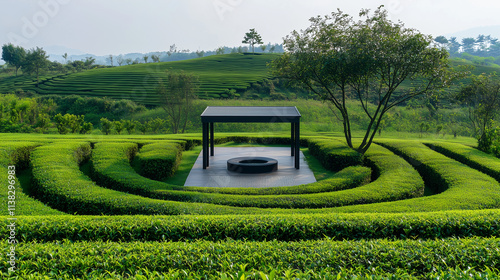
[
  {"left": 445, "top": 25, "right": 500, "bottom": 40},
  {"left": 3, "top": 53, "right": 499, "bottom": 106},
  {"left": 0, "top": 53, "right": 280, "bottom": 105}
]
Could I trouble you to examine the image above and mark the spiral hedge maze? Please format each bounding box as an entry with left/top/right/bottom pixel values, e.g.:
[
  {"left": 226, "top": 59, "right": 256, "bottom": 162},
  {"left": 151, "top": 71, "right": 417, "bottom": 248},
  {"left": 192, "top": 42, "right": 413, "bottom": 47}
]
[{"left": 1, "top": 134, "right": 500, "bottom": 279}]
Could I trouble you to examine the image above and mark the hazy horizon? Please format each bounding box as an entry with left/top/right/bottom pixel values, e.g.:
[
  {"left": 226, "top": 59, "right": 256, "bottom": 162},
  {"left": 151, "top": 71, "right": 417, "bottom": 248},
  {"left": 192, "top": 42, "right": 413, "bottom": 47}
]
[{"left": 2, "top": 0, "right": 500, "bottom": 58}]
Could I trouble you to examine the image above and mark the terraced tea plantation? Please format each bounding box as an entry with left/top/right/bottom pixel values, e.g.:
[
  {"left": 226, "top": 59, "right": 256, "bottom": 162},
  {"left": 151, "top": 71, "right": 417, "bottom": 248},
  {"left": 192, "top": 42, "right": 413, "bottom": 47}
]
[
  {"left": 1, "top": 133, "right": 500, "bottom": 279},
  {"left": 0, "top": 54, "right": 278, "bottom": 105}
]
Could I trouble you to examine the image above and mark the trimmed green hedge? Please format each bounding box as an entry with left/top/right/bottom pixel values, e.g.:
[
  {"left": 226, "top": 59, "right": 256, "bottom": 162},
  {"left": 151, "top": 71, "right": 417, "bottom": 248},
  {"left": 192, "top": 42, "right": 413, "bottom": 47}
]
[
  {"left": 425, "top": 141, "right": 500, "bottom": 183},
  {"left": 183, "top": 165, "right": 371, "bottom": 195},
  {"left": 10, "top": 136, "right": 500, "bottom": 215},
  {"left": 0, "top": 142, "right": 63, "bottom": 216},
  {"left": 135, "top": 141, "right": 183, "bottom": 180},
  {"left": 90, "top": 141, "right": 424, "bottom": 208},
  {"left": 2, "top": 238, "right": 499, "bottom": 279},
  {"left": 308, "top": 138, "right": 364, "bottom": 171},
  {"left": 30, "top": 142, "right": 260, "bottom": 215},
  {"left": 340, "top": 139, "right": 500, "bottom": 213},
  {"left": 4, "top": 209, "right": 500, "bottom": 242}
]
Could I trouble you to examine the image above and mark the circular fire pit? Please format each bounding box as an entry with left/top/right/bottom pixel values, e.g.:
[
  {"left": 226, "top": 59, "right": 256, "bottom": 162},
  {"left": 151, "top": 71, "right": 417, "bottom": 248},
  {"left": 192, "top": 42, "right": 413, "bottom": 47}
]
[{"left": 227, "top": 157, "right": 278, "bottom": 174}]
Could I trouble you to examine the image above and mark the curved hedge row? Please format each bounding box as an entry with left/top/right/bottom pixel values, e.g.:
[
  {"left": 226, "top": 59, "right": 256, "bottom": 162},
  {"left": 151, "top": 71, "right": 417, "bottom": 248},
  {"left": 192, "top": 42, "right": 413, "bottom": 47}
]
[
  {"left": 2, "top": 238, "right": 499, "bottom": 279},
  {"left": 0, "top": 142, "right": 63, "bottom": 216},
  {"left": 307, "top": 138, "right": 364, "bottom": 171},
  {"left": 135, "top": 141, "right": 183, "bottom": 180},
  {"left": 182, "top": 166, "right": 371, "bottom": 195},
  {"left": 4, "top": 209, "right": 500, "bottom": 242},
  {"left": 30, "top": 142, "right": 261, "bottom": 215},
  {"left": 14, "top": 137, "right": 500, "bottom": 215},
  {"left": 338, "top": 140, "right": 500, "bottom": 213},
  {"left": 425, "top": 141, "right": 500, "bottom": 183},
  {"left": 90, "top": 141, "right": 423, "bottom": 208}
]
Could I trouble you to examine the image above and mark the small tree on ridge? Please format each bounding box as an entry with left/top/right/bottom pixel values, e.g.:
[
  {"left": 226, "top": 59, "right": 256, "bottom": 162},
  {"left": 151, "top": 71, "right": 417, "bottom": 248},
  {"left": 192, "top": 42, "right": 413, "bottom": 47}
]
[{"left": 242, "top": 28, "right": 263, "bottom": 54}]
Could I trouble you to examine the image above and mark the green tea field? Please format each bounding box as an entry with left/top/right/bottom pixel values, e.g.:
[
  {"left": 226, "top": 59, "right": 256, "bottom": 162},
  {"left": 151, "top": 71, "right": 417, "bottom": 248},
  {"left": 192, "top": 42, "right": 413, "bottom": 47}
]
[
  {"left": 0, "top": 53, "right": 279, "bottom": 105},
  {"left": 1, "top": 132, "right": 500, "bottom": 279}
]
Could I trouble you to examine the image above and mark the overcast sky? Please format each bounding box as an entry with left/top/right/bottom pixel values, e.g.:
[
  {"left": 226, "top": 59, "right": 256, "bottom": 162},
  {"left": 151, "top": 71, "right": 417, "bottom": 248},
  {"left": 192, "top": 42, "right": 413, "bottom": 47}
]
[{"left": 2, "top": 0, "right": 500, "bottom": 56}]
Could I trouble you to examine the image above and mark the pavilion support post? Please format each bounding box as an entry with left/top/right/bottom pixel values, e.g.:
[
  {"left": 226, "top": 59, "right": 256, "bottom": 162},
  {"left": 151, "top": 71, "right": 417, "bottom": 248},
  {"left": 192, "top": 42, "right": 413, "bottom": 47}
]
[
  {"left": 295, "top": 122, "right": 300, "bottom": 169},
  {"left": 202, "top": 122, "right": 208, "bottom": 169},
  {"left": 291, "top": 122, "right": 295, "bottom": 156},
  {"left": 210, "top": 122, "right": 214, "bottom": 156}
]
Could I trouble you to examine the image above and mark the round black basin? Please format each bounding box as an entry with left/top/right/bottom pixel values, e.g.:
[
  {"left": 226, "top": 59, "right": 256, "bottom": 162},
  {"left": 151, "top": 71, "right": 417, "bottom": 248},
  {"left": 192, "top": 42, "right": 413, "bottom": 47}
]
[{"left": 227, "top": 157, "right": 278, "bottom": 174}]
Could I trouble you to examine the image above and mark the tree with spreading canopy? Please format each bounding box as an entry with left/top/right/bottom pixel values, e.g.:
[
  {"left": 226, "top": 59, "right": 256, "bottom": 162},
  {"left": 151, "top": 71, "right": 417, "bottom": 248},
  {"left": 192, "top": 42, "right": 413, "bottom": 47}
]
[
  {"left": 242, "top": 28, "right": 263, "bottom": 54},
  {"left": 157, "top": 71, "right": 198, "bottom": 134},
  {"left": 271, "top": 6, "right": 460, "bottom": 154},
  {"left": 2, "top": 43, "right": 26, "bottom": 76},
  {"left": 456, "top": 73, "right": 500, "bottom": 146},
  {"left": 23, "top": 47, "right": 49, "bottom": 85}
]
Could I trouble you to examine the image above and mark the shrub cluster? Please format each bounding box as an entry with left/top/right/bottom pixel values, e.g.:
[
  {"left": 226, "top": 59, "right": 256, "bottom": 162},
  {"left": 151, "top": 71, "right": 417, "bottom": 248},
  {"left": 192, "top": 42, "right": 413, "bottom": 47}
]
[
  {"left": 307, "top": 138, "right": 363, "bottom": 171},
  {"left": 37, "top": 94, "right": 146, "bottom": 124},
  {"left": 2, "top": 238, "right": 499, "bottom": 279},
  {"left": 135, "top": 141, "right": 183, "bottom": 180}
]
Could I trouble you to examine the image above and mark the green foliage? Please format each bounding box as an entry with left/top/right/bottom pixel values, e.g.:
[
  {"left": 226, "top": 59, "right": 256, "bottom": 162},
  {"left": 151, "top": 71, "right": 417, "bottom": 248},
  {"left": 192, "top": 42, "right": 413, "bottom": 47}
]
[
  {"left": 271, "top": 7, "right": 457, "bottom": 154},
  {"left": 22, "top": 47, "right": 50, "bottom": 84},
  {"left": 1, "top": 209, "right": 498, "bottom": 242},
  {"left": 425, "top": 141, "right": 500, "bottom": 182},
  {"left": 242, "top": 28, "right": 263, "bottom": 53},
  {"left": 1, "top": 43, "right": 26, "bottom": 76},
  {"left": 89, "top": 138, "right": 425, "bottom": 209},
  {"left": 80, "top": 121, "right": 93, "bottom": 134},
  {"left": 307, "top": 138, "right": 363, "bottom": 171},
  {"left": 0, "top": 142, "right": 64, "bottom": 215},
  {"left": 6, "top": 53, "right": 279, "bottom": 105},
  {"left": 100, "top": 117, "right": 113, "bottom": 135},
  {"left": 185, "top": 165, "right": 370, "bottom": 196},
  {"left": 123, "top": 119, "right": 138, "bottom": 134},
  {"left": 54, "top": 113, "right": 86, "bottom": 134},
  {"left": 29, "top": 141, "right": 258, "bottom": 215},
  {"left": 0, "top": 94, "right": 54, "bottom": 133},
  {"left": 137, "top": 121, "right": 149, "bottom": 134},
  {"left": 456, "top": 73, "right": 500, "bottom": 140},
  {"left": 135, "top": 142, "right": 183, "bottom": 180},
  {"left": 4, "top": 134, "right": 500, "bottom": 278},
  {"left": 36, "top": 94, "right": 146, "bottom": 124},
  {"left": 35, "top": 113, "right": 51, "bottom": 133},
  {"left": 373, "top": 140, "right": 500, "bottom": 210},
  {"left": 113, "top": 120, "right": 124, "bottom": 134},
  {"left": 157, "top": 71, "right": 198, "bottom": 134},
  {"left": 2, "top": 238, "right": 500, "bottom": 279},
  {"left": 476, "top": 121, "right": 500, "bottom": 157},
  {"left": 147, "top": 117, "right": 166, "bottom": 134}
]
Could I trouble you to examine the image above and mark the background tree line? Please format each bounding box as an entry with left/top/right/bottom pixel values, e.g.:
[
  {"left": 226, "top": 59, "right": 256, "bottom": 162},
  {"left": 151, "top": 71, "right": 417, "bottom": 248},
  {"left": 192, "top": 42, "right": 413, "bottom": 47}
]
[
  {"left": 1, "top": 44, "right": 105, "bottom": 81},
  {"left": 434, "top": 35, "right": 500, "bottom": 66}
]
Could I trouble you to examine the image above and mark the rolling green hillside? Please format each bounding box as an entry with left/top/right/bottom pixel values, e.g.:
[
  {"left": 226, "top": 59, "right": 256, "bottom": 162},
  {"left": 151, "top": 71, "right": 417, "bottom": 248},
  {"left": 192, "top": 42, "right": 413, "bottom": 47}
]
[
  {"left": 1, "top": 54, "right": 498, "bottom": 107},
  {"left": 0, "top": 53, "right": 279, "bottom": 105}
]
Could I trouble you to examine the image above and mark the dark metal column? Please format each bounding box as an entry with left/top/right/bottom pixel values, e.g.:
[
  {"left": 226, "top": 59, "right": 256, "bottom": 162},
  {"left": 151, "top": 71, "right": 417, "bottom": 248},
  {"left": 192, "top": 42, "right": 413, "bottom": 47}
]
[
  {"left": 210, "top": 122, "right": 214, "bottom": 156},
  {"left": 295, "top": 122, "right": 300, "bottom": 169},
  {"left": 202, "top": 122, "right": 207, "bottom": 169},
  {"left": 291, "top": 122, "right": 295, "bottom": 156}
]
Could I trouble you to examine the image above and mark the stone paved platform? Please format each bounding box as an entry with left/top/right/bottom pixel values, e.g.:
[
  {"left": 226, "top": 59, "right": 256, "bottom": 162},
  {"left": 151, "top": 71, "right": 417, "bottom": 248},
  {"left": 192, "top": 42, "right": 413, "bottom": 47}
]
[{"left": 184, "top": 147, "right": 317, "bottom": 188}]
